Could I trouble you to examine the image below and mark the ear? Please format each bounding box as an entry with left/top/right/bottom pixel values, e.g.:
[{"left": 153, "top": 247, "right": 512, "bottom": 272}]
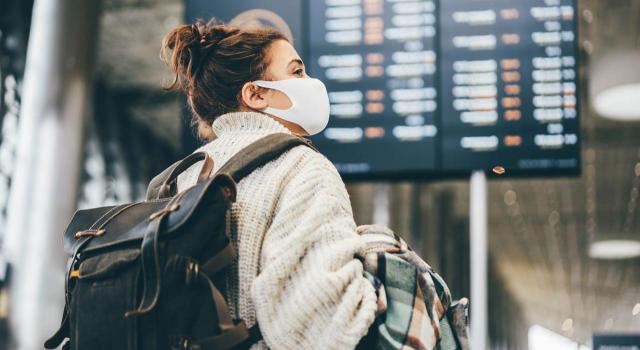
[{"left": 240, "top": 82, "right": 269, "bottom": 110}]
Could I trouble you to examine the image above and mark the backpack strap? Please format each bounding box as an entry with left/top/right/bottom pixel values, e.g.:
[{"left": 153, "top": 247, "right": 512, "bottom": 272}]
[
  {"left": 214, "top": 133, "right": 317, "bottom": 183},
  {"left": 146, "top": 133, "right": 316, "bottom": 200},
  {"left": 146, "top": 152, "right": 214, "bottom": 200}
]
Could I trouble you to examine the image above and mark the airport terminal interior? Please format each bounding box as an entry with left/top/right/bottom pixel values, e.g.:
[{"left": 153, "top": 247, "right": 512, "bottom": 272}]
[{"left": 1, "top": 0, "right": 639, "bottom": 349}]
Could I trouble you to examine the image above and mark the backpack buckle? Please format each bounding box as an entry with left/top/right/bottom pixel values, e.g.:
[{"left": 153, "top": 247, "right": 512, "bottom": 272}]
[
  {"left": 74, "top": 228, "right": 106, "bottom": 238},
  {"left": 149, "top": 202, "right": 180, "bottom": 221},
  {"left": 185, "top": 260, "right": 199, "bottom": 285},
  {"left": 149, "top": 191, "right": 186, "bottom": 221},
  {"left": 170, "top": 336, "right": 191, "bottom": 350}
]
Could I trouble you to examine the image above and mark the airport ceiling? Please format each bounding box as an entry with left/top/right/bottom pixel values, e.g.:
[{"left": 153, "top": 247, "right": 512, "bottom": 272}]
[
  {"left": 99, "top": 0, "right": 184, "bottom": 148},
  {"left": 98, "top": 0, "right": 640, "bottom": 345}
]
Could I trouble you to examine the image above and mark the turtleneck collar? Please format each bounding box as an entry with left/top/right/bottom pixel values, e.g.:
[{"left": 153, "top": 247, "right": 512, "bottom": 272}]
[{"left": 211, "top": 111, "right": 293, "bottom": 137}]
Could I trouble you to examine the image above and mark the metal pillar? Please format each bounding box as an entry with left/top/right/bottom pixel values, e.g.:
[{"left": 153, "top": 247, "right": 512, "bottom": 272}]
[
  {"left": 409, "top": 183, "right": 423, "bottom": 249},
  {"left": 3, "top": 0, "right": 101, "bottom": 348},
  {"left": 470, "top": 170, "right": 488, "bottom": 350},
  {"left": 372, "top": 183, "right": 390, "bottom": 227}
]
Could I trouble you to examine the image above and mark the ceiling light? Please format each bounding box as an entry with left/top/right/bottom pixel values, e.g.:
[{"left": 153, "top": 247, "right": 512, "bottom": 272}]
[
  {"left": 632, "top": 303, "right": 640, "bottom": 316},
  {"left": 561, "top": 318, "right": 573, "bottom": 332},
  {"left": 593, "top": 84, "right": 640, "bottom": 121},
  {"left": 589, "top": 240, "right": 640, "bottom": 260},
  {"left": 590, "top": 51, "right": 640, "bottom": 121}
]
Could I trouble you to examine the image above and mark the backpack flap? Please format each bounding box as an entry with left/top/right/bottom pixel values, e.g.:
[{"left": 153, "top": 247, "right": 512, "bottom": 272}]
[
  {"left": 62, "top": 202, "right": 165, "bottom": 255},
  {"left": 63, "top": 174, "right": 236, "bottom": 258}
]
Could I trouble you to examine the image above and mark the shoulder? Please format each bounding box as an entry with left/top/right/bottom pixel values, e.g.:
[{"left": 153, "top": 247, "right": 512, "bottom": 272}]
[
  {"left": 281, "top": 143, "right": 342, "bottom": 182},
  {"left": 275, "top": 143, "right": 351, "bottom": 204}
]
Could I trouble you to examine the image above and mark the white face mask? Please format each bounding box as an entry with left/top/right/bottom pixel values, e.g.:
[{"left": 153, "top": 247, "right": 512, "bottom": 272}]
[{"left": 253, "top": 78, "right": 330, "bottom": 136}]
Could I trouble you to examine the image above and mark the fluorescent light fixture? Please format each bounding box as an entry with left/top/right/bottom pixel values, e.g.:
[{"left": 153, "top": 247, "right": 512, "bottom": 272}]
[
  {"left": 528, "top": 325, "right": 589, "bottom": 350},
  {"left": 593, "top": 83, "right": 640, "bottom": 121},
  {"left": 590, "top": 51, "right": 640, "bottom": 121},
  {"left": 589, "top": 239, "right": 640, "bottom": 260}
]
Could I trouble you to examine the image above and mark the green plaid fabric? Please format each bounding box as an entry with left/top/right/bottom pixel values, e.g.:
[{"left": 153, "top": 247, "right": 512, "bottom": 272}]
[{"left": 356, "top": 225, "right": 469, "bottom": 350}]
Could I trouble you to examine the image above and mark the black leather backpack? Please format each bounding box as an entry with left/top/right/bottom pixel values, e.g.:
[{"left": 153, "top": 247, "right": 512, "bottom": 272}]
[{"left": 45, "top": 133, "right": 315, "bottom": 350}]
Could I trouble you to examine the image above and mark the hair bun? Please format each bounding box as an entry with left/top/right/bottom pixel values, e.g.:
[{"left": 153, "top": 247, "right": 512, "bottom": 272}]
[
  {"left": 192, "top": 19, "right": 235, "bottom": 50},
  {"left": 161, "top": 18, "right": 287, "bottom": 141}
]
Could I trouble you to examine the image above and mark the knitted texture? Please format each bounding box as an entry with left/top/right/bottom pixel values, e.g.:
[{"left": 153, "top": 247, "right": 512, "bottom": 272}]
[{"left": 176, "top": 111, "right": 377, "bottom": 349}]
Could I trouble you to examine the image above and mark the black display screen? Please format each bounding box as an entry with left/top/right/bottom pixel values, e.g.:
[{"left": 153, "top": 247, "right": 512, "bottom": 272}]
[
  {"left": 439, "top": 0, "right": 580, "bottom": 174},
  {"left": 308, "top": 0, "right": 440, "bottom": 176},
  {"left": 186, "top": 0, "right": 581, "bottom": 179}
]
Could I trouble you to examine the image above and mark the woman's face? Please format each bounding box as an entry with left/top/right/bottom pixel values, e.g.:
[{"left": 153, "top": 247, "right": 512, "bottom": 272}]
[
  {"left": 261, "top": 39, "right": 308, "bottom": 109},
  {"left": 240, "top": 39, "right": 310, "bottom": 135}
]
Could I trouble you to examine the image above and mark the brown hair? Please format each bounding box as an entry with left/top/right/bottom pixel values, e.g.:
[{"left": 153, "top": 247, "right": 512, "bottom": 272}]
[{"left": 161, "top": 19, "right": 287, "bottom": 140}]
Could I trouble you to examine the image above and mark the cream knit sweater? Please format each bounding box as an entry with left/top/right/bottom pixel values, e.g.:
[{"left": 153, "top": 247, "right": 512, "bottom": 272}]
[{"left": 176, "top": 111, "right": 377, "bottom": 350}]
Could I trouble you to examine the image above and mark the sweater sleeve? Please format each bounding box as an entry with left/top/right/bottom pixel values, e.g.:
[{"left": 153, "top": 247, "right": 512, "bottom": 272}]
[{"left": 250, "top": 151, "right": 378, "bottom": 350}]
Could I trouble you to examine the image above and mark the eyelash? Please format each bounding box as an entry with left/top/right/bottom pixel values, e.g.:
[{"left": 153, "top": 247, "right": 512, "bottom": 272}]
[{"left": 294, "top": 68, "right": 304, "bottom": 76}]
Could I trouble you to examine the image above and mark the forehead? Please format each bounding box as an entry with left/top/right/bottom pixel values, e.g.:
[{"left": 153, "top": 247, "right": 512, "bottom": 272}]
[{"left": 265, "top": 39, "right": 302, "bottom": 69}]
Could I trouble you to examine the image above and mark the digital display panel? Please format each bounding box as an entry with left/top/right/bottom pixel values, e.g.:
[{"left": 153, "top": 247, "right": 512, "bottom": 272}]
[
  {"left": 307, "top": 0, "right": 580, "bottom": 178},
  {"left": 186, "top": 0, "right": 581, "bottom": 179},
  {"left": 308, "top": 0, "right": 440, "bottom": 176},
  {"left": 439, "top": 0, "right": 580, "bottom": 173}
]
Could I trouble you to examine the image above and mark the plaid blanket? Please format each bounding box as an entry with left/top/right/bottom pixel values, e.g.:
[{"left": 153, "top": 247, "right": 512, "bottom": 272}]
[{"left": 355, "top": 225, "right": 469, "bottom": 350}]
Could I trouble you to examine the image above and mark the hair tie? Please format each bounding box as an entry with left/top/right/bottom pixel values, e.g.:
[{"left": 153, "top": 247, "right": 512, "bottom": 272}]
[{"left": 192, "top": 22, "right": 207, "bottom": 46}]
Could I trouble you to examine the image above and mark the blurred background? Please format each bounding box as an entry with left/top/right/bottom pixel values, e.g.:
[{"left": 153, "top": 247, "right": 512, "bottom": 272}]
[{"left": 0, "top": 0, "right": 639, "bottom": 349}]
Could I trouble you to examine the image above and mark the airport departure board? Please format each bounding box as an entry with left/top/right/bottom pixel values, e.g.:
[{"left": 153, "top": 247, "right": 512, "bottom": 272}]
[
  {"left": 186, "top": 0, "right": 581, "bottom": 179},
  {"left": 307, "top": 0, "right": 580, "bottom": 178},
  {"left": 439, "top": 0, "right": 580, "bottom": 173},
  {"left": 308, "top": 0, "right": 440, "bottom": 175}
]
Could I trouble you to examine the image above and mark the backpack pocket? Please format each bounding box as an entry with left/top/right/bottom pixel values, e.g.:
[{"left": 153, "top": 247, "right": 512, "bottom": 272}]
[{"left": 69, "top": 249, "right": 141, "bottom": 350}]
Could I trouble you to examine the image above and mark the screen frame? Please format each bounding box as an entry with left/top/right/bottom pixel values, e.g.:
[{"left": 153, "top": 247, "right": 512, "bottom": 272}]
[{"left": 302, "top": 0, "right": 582, "bottom": 182}]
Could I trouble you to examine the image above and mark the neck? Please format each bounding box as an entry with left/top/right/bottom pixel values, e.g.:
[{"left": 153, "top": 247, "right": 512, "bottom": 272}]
[{"left": 239, "top": 107, "right": 308, "bottom": 137}]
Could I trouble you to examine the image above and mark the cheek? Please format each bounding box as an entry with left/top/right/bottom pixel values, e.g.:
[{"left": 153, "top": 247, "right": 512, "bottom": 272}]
[{"left": 267, "top": 89, "right": 293, "bottom": 109}]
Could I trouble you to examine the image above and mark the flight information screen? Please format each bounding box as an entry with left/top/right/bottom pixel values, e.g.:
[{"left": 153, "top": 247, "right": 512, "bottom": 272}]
[
  {"left": 439, "top": 0, "right": 580, "bottom": 173},
  {"left": 307, "top": 0, "right": 580, "bottom": 178},
  {"left": 308, "top": 0, "right": 440, "bottom": 176}
]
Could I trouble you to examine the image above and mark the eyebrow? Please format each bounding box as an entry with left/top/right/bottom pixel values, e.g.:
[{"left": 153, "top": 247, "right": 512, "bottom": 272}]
[{"left": 288, "top": 58, "right": 305, "bottom": 68}]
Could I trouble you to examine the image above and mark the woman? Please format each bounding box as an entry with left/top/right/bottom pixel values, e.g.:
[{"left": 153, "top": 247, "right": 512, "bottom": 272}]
[{"left": 165, "top": 20, "right": 378, "bottom": 349}]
